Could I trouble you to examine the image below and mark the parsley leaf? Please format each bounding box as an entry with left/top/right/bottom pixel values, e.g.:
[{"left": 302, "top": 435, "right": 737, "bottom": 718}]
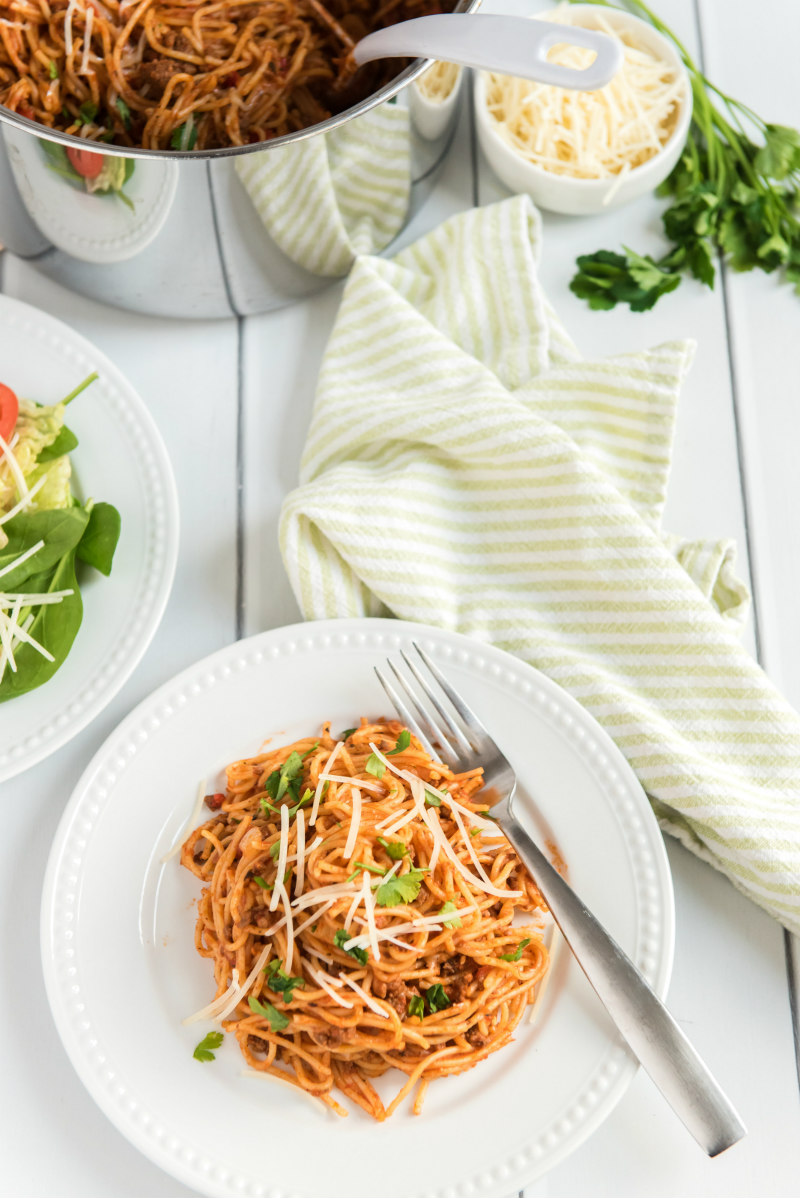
[
  {"left": 500, "top": 937, "right": 531, "bottom": 963},
  {"left": 568, "top": 2, "right": 800, "bottom": 313},
  {"left": 48, "top": 60, "right": 58, "bottom": 80},
  {"left": 248, "top": 995, "right": 289, "bottom": 1031},
  {"left": 264, "top": 959, "right": 305, "bottom": 1002},
  {"left": 76, "top": 101, "right": 98, "bottom": 127},
  {"left": 115, "top": 96, "right": 132, "bottom": 130},
  {"left": 438, "top": 901, "right": 462, "bottom": 929},
  {"left": 253, "top": 875, "right": 270, "bottom": 890},
  {"left": 269, "top": 841, "right": 281, "bottom": 861},
  {"left": 365, "top": 752, "right": 385, "bottom": 779},
  {"left": 407, "top": 994, "right": 425, "bottom": 1020},
  {"left": 375, "top": 866, "right": 428, "bottom": 908},
  {"left": 341, "top": 728, "right": 357, "bottom": 740},
  {"left": 570, "top": 249, "right": 680, "bottom": 313},
  {"left": 386, "top": 730, "right": 410, "bottom": 755},
  {"left": 424, "top": 789, "right": 442, "bottom": 807},
  {"left": 334, "top": 928, "right": 369, "bottom": 965},
  {"left": 424, "top": 983, "right": 451, "bottom": 1013},
  {"left": 170, "top": 119, "right": 197, "bottom": 151},
  {"left": 193, "top": 1031, "right": 224, "bottom": 1062},
  {"left": 377, "top": 836, "right": 407, "bottom": 860}
]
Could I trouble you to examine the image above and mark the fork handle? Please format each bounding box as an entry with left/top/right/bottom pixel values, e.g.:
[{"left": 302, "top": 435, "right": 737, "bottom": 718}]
[{"left": 500, "top": 814, "right": 746, "bottom": 1156}]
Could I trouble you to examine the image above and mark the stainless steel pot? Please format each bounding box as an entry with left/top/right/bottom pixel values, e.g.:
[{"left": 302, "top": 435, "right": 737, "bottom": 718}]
[{"left": 0, "top": 1, "right": 473, "bottom": 319}]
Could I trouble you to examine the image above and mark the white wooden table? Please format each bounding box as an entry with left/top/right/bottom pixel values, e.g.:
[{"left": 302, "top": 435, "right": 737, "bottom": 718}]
[{"left": 2, "top": 1, "right": 799, "bottom": 1194}]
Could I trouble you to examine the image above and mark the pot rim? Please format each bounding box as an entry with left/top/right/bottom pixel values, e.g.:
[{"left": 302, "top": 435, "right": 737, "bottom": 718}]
[{"left": 0, "top": 0, "right": 477, "bottom": 161}]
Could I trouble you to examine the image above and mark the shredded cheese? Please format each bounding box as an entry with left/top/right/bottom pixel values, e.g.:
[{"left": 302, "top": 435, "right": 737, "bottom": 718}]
[
  {"left": 0, "top": 473, "right": 46, "bottom": 526},
  {"left": 182, "top": 966, "right": 241, "bottom": 1026},
  {"left": 294, "top": 808, "right": 306, "bottom": 896},
  {"left": 0, "top": 538, "right": 43, "bottom": 580},
  {"left": 416, "top": 60, "right": 460, "bottom": 104},
  {"left": 339, "top": 975, "right": 390, "bottom": 1019},
  {"left": 277, "top": 880, "right": 295, "bottom": 971},
  {"left": 309, "top": 740, "right": 342, "bottom": 826},
  {"left": 483, "top": 4, "right": 684, "bottom": 180},
  {"left": 270, "top": 802, "right": 290, "bottom": 912},
  {"left": 0, "top": 430, "right": 30, "bottom": 505},
  {"left": 64, "top": 0, "right": 78, "bottom": 56},
  {"left": 80, "top": 3, "right": 93, "bottom": 74},
  {"left": 305, "top": 961, "right": 354, "bottom": 1009},
  {"left": 361, "top": 870, "right": 381, "bottom": 962},
  {"left": 343, "top": 785, "right": 361, "bottom": 861}
]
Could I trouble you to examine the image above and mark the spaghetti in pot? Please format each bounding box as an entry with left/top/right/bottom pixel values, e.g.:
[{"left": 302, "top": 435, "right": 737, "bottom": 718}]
[
  {"left": 180, "top": 719, "right": 550, "bottom": 1120},
  {"left": 0, "top": 0, "right": 447, "bottom": 152}
]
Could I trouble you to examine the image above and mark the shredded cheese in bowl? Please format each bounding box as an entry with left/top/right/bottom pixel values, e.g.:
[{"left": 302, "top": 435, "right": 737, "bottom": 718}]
[
  {"left": 483, "top": 3, "right": 686, "bottom": 180},
  {"left": 416, "top": 60, "right": 461, "bottom": 104}
]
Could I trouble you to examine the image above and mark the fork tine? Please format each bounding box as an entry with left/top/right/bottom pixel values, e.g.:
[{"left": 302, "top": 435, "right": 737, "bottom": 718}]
[
  {"left": 399, "top": 648, "right": 473, "bottom": 756},
  {"left": 386, "top": 661, "right": 461, "bottom": 767},
  {"left": 412, "top": 642, "right": 485, "bottom": 746},
  {"left": 374, "top": 666, "right": 440, "bottom": 762}
]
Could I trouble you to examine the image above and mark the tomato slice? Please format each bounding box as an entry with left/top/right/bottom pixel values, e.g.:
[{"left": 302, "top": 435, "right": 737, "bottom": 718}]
[
  {"left": 66, "top": 146, "right": 104, "bottom": 179},
  {"left": 0, "top": 383, "right": 19, "bottom": 445}
]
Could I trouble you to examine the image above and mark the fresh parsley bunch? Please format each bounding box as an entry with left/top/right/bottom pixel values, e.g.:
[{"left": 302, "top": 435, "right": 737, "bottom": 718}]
[{"left": 569, "top": 0, "right": 800, "bottom": 312}]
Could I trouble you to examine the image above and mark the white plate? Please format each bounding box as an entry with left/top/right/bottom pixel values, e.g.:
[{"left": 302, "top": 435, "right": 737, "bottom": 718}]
[
  {"left": 41, "top": 618, "right": 674, "bottom": 1198},
  {"left": 0, "top": 294, "right": 178, "bottom": 778}
]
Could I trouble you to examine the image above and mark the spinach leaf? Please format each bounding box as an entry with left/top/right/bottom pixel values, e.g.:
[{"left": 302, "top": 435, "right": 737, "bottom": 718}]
[
  {"left": 36, "top": 426, "right": 79, "bottom": 464},
  {"left": 76, "top": 502, "right": 121, "bottom": 576},
  {"left": 0, "top": 547, "right": 83, "bottom": 702},
  {"left": 0, "top": 507, "right": 89, "bottom": 588}
]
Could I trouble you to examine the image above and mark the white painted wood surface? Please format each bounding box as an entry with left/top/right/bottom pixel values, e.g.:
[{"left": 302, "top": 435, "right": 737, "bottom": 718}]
[{"left": 2, "top": 1, "right": 799, "bottom": 1195}]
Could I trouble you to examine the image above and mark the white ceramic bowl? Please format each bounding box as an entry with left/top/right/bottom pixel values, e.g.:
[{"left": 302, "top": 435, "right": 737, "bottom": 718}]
[
  {"left": 474, "top": 4, "right": 692, "bottom": 216},
  {"left": 410, "top": 65, "right": 464, "bottom": 141}
]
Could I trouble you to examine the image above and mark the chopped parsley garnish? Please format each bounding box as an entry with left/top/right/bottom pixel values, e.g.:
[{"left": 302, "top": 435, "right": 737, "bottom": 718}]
[
  {"left": 115, "top": 96, "right": 132, "bottom": 130},
  {"left": 424, "top": 789, "right": 442, "bottom": 807},
  {"left": 269, "top": 841, "right": 281, "bottom": 861},
  {"left": 438, "top": 901, "right": 462, "bottom": 929},
  {"left": 345, "top": 861, "right": 386, "bottom": 882},
  {"left": 375, "top": 866, "right": 427, "bottom": 908},
  {"left": 193, "top": 1031, "right": 224, "bottom": 1062},
  {"left": 264, "top": 959, "right": 305, "bottom": 1002},
  {"left": 262, "top": 745, "right": 317, "bottom": 811},
  {"left": 500, "top": 937, "right": 531, "bottom": 963},
  {"left": 76, "top": 101, "right": 98, "bottom": 126},
  {"left": 386, "top": 729, "right": 410, "bottom": 755},
  {"left": 377, "top": 836, "right": 407, "bottom": 860},
  {"left": 365, "top": 752, "right": 385, "bottom": 779},
  {"left": 341, "top": 728, "right": 357, "bottom": 740},
  {"left": 48, "top": 60, "right": 58, "bottom": 80},
  {"left": 407, "top": 994, "right": 425, "bottom": 1020},
  {"left": 424, "top": 983, "right": 451, "bottom": 1013},
  {"left": 253, "top": 875, "right": 270, "bottom": 890},
  {"left": 406, "top": 985, "right": 451, "bottom": 1019},
  {"left": 334, "top": 928, "right": 369, "bottom": 965},
  {"left": 248, "top": 995, "right": 289, "bottom": 1031},
  {"left": 170, "top": 118, "right": 198, "bottom": 151}
]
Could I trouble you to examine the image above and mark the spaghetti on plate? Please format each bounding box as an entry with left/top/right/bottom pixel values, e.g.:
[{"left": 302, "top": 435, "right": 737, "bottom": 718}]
[{"left": 180, "top": 719, "right": 549, "bottom": 1119}]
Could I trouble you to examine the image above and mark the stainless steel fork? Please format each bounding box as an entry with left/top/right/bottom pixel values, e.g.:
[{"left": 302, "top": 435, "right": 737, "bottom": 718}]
[{"left": 376, "top": 642, "right": 746, "bottom": 1158}]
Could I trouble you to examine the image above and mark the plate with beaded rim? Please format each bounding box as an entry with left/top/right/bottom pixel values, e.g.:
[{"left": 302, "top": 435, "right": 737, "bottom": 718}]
[
  {"left": 41, "top": 617, "right": 674, "bottom": 1198},
  {"left": 0, "top": 293, "right": 179, "bottom": 779}
]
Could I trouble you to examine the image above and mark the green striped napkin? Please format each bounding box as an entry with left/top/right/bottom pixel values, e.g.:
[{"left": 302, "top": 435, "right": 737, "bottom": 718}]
[
  {"left": 236, "top": 106, "right": 410, "bottom": 278},
  {"left": 280, "top": 195, "right": 800, "bottom": 935}
]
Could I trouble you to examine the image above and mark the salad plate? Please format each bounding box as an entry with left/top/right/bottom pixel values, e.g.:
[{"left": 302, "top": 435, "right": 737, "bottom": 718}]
[
  {"left": 0, "top": 294, "right": 178, "bottom": 780},
  {"left": 42, "top": 618, "right": 674, "bottom": 1198}
]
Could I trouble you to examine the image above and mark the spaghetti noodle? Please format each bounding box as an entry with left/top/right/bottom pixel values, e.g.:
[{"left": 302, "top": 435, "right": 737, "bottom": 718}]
[
  {"left": 0, "top": 0, "right": 448, "bottom": 151},
  {"left": 180, "top": 719, "right": 549, "bottom": 1120}
]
